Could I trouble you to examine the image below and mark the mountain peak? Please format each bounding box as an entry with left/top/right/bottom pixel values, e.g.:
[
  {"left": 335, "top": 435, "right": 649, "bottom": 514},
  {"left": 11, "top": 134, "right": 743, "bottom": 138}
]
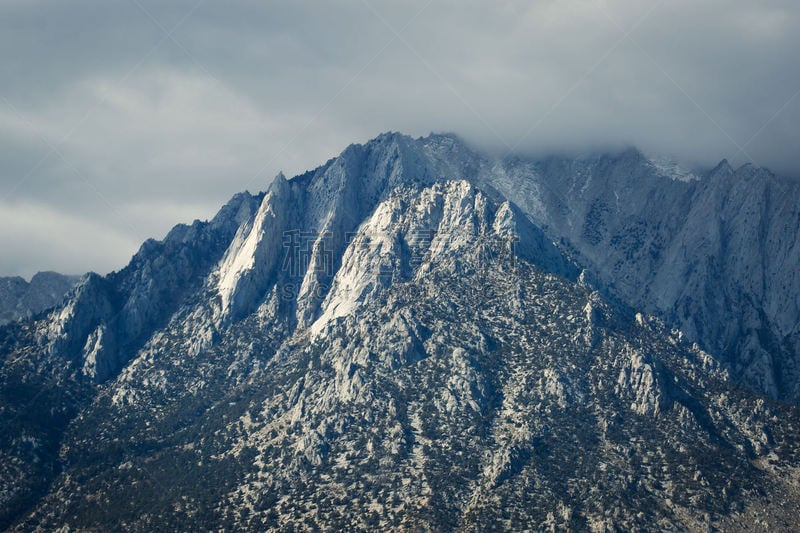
[
  {"left": 309, "top": 179, "right": 573, "bottom": 336},
  {"left": 3, "top": 131, "right": 800, "bottom": 531},
  {"left": 0, "top": 271, "right": 81, "bottom": 326},
  {"left": 710, "top": 158, "right": 734, "bottom": 176}
]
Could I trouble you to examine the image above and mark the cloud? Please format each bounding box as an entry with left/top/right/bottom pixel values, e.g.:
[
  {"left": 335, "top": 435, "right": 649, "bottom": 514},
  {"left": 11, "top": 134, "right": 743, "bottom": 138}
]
[
  {"left": 0, "top": 201, "right": 140, "bottom": 277},
  {"left": 0, "top": 0, "right": 798, "bottom": 277}
]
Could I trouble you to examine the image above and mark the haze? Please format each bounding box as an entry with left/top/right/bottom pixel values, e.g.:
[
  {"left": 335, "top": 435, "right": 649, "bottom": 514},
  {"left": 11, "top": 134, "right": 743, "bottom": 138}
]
[{"left": 1, "top": 0, "right": 798, "bottom": 278}]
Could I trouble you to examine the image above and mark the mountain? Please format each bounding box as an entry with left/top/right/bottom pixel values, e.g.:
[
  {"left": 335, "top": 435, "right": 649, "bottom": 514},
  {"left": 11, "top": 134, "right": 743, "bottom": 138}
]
[
  {"left": 1, "top": 133, "right": 799, "bottom": 531},
  {"left": 485, "top": 149, "right": 800, "bottom": 403},
  {"left": 0, "top": 272, "right": 81, "bottom": 326}
]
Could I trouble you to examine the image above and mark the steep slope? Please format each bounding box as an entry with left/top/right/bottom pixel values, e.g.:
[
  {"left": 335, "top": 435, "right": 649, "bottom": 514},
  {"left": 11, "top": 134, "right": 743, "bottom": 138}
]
[
  {"left": 1, "top": 132, "right": 800, "bottom": 531},
  {"left": 0, "top": 191, "right": 261, "bottom": 528},
  {"left": 0, "top": 133, "right": 484, "bottom": 527},
  {"left": 0, "top": 272, "right": 80, "bottom": 326},
  {"left": 487, "top": 149, "right": 800, "bottom": 402}
]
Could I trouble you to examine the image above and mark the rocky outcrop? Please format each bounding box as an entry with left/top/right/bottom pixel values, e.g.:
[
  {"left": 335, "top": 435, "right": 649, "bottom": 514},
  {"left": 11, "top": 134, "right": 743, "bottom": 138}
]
[
  {"left": 2, "top": 132, "right": 800, "bottom": 531},
  {"left": 0, "top": 272, "right": 80, "bottom": 325},
  {"left": 486, "top": 147, "right": 800, "bottom": 402},
  {"left": 311, "top": 180, "right": 571, "bottom": 336}
]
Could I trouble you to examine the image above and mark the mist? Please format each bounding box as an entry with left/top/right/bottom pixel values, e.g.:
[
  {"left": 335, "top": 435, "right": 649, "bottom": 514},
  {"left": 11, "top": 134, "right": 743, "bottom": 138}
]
[{"left": 1, "top": 0, "right": 798, "bottom": 277}]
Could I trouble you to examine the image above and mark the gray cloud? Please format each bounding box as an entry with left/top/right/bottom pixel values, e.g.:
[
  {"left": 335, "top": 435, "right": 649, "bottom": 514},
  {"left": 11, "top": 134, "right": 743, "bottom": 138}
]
[{"left": 1, "top": 0, "right": 798, "bottom": 278}]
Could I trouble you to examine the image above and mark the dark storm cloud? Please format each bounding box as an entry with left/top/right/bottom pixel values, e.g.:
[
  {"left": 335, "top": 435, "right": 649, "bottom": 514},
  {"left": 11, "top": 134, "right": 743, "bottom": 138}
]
[{"left": 1, "top": 0, "right": 798, "bottom": 277}]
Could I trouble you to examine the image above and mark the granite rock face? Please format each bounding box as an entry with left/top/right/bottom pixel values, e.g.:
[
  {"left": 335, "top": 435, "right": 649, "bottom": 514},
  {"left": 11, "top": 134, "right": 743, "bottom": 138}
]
[
  {"left": 1, "top": 133, "right": 800, "bottom": 531},
  {"left": 0, "top": 272, "right": 81, "bottom": 326},
  {"left": 486, "top": 149, "right": 800, "bottom": 402}
]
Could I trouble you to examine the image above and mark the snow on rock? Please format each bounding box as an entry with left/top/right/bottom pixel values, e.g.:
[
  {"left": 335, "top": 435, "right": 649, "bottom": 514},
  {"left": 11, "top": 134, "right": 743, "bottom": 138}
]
[{"left": 646, "top": 155, "right": 701, "bottom": 182}]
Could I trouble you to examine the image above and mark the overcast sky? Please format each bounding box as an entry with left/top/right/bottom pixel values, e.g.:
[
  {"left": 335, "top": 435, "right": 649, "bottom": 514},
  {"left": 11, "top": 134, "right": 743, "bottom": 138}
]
[{"left": 1, "top": 0, "right": 798, "bottom": 278}]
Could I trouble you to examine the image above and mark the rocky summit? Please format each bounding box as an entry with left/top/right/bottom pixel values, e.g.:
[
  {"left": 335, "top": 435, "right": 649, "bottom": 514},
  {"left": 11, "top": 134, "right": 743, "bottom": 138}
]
[
  {"left": 1, "top": 133, "right": 800, "bottom": 531},
  {"left": 0, "top": 272, "right": 80, "bottom": 327}
]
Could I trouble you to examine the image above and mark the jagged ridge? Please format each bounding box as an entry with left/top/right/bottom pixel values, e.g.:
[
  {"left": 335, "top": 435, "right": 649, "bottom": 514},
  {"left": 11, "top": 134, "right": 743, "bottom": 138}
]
[{"left": 1, "top": 132, "right": 800, "bottom": 531}]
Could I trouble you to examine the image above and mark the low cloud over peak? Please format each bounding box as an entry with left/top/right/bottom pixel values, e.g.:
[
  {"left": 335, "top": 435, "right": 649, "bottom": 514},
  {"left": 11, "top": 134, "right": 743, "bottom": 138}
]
[{"left": 1, "top": 0, "right": 798, "bottom": 276}]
